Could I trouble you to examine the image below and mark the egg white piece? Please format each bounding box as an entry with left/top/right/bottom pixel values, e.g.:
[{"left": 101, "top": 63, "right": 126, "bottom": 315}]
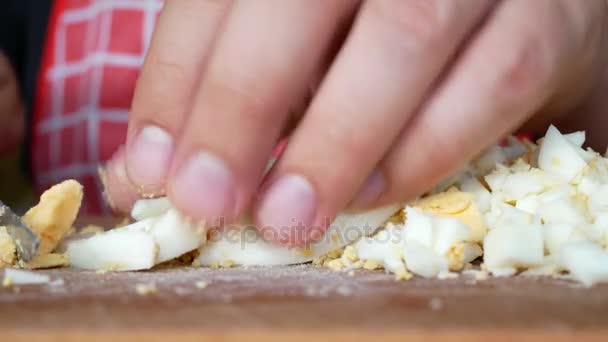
[
  {"left": 131, "top": 197, "right": 172, "bottom": 221},
  {"left": 543, "top": 223, "right": 576, "bottom": 256},
  {"left": 68, "top": 201, "right": 205, "bottom": 270},
  {"left": 404, "top": 241, "right": 448, "bottom": 278},
  {"left": 538, "top": 125, "right": 587, "bottom": 182},
  {"left": 141, "top": 209, "right": 205, "bottom": 263},
  {"left": 483, "top": 222, "right": 544, "bottom": 275},
  {"left": 563, "top": 131, "right": 586, "bottom": 148},
  {"left": 356, "top": 225, "right": 406, "bottom": 274},
  {"left": 3, "top": 268, "right": 51, "bottom": 285},
  {"left": 197, "top": 204, "right": 400, "bottom": 266},
  {"left": 560, "top": 241, "right": 608, "bottom": 286},
  {"left": 67, "top": 228, "right": 157, "bottom": 271},
  {"left": 460, "top": 176, "right": 491, "bottom": 213}
]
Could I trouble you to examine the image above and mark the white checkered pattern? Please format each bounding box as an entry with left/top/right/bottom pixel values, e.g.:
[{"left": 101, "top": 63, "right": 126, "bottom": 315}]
[{"left": 32, "top": 0, "right": 162, "bottom": 214}]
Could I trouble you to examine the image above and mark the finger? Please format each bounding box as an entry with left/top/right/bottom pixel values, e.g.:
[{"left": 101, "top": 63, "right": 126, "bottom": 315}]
[
  {"left": 518, "top": 0, "right": 608, "bottom": 139},
  {"left": 166, "top": 0, "right": 358, "bottom": 225},
  {"left": 100, "top": 146, "right": 141, "bottom": 214},
  {"left": 255, "top": 0, "right": 493, "bottom": 245},
  {"left": 125, "top": 0, "right": 231, "bottom": 194},
  {"left": 362, "top": 0, "right": 578, "bottom": 208}
]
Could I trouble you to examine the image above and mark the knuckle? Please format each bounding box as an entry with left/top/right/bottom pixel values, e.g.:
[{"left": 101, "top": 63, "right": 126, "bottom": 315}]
[
  {"left": 143, "top": 54, "right": 191, "bottom": 92},
  {"left": 367, "top": 0, "right": 455, "bottom": 49},
  {"left": 492, "top": 34, "right": 554, "bottom": 99},
  {"left": 204, "top": 76, "right": 273, "bottom": 125},
  {"left": 319, "top": 113, "right": 376, "bottom": 157},
  {"left": 131, "top": 56, "right": 193, "bottom": 124}
]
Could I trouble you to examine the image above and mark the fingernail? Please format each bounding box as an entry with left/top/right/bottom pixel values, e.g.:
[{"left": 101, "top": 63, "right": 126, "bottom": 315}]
[
  {"left": 256, "top": 174, "right": 317, "bottom": 244},
  {"left": 127, "top": 125, "right": 174, "bottom": 191},
  {"left": 171, "top": 151, "right": 236, "bottom": 221},
  {"left": 350, "top": 169, "right": 386, "bottom": 209}
]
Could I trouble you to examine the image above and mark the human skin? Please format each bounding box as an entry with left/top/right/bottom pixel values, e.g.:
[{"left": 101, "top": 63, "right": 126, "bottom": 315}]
[{"left": 71, "top": 1, "right": 608, "bottom": 245}]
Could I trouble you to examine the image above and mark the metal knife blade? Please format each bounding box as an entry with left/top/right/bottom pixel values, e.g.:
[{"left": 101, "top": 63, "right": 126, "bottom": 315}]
[{"left": 0, "top": 200, "right": 39, "bottom": 261}]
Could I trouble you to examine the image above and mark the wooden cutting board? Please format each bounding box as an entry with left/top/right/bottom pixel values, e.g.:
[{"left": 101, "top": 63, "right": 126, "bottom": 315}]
[{"left": 1, "top": 265, "right": 607, "bottom": 341}]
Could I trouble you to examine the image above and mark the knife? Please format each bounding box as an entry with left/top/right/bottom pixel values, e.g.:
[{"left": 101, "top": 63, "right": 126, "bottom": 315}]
[{"left": 0, "top": 200, "right": 39, "bottom": 261}]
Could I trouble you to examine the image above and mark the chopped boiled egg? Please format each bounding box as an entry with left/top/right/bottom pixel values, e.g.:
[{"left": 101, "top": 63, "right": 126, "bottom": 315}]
[
  {"left": 198, "top": 204, "right": 400, "bottom": 266},
  {"left": 538, "top": 125, "right": 588, "bottom": 182},
  {"left": 67, "top": 200, "right": 205, "bottom": 271},
  {"left": 131, "top": 197, "right": 172, "bottom": 221},
  {"left": 67, "top": 228, "right": 157, "bottom": 271},
  {"left": 2, "top": 268, "right": 51, "bottom": 285},
  {"left": 483, "top": 221, "right": 544, "bottom": 276},
  {"left": 22, "top": 179, "right": 83, "bottom": 255},
  {"left": 543, "top": 223, "right": 576, "bottom": 256},
  {"left": 413, "top": 190, "right": 487, "bottom": 242},
  {"left": 560, "top": 241, "right": 608, "bottom": 286}
]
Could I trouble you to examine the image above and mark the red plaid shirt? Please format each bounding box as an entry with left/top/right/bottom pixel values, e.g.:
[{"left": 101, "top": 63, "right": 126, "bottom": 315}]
[{"left": 32, "top": 0, "right": 162, "bottom": 214}]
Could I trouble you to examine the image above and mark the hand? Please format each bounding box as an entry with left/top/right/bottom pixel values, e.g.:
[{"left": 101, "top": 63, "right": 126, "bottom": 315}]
[
  {"left": 0, "top": 52, "right": 24, "bottom": 154},
  {"left": 104, "top": 0, "right": 608, "bottom": 245}
]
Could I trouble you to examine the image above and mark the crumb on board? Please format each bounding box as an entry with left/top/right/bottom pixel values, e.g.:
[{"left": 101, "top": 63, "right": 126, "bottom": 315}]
[
  {"left": 336, "top": 285, "right": 352, "bottom": 296},
  {"left": 135, "top": 283, "right": 157, "bottom": 295},
  {"left": 2, "top": 275, "right": 12, "bottom": 288},
  {"left": 195, "top": 280, "right": 209, "bottom": 289},
  {"left": 363, "top": 260, "right": 381, "bottom": 271},
  {"left": 210, "top": 260, "right": 235, "bottom": 269},
  {"left": 437, "top": 271, "right": 460, "bottom": 280},
  {"left": 394, "top": 267, "right": 413, "bottom": 281},
  {"left": 429, "top": 297, "right": 443, "bottom": 311},
  {"left": 462, "top": 269, "right": 489, "bottom": 281}
]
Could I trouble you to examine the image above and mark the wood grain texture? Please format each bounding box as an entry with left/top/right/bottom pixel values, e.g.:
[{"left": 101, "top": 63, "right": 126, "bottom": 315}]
[{"left": 1, "top": 266, "right": 607, "bottom": 340}]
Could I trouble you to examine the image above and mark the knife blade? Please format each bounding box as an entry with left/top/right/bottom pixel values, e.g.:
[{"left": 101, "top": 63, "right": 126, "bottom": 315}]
[{"left": 0, "top": 200, "right": 39, "bottom": 261}]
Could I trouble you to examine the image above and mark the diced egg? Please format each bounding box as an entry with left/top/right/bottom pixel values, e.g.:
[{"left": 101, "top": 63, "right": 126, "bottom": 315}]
[
  {"left": 560, "top": 241, "right": 608, "bottom": 286},
  {"left": 198, "top": 204, "right": 400, "bottom": 266},
  {"left": 483, "top": 223, "right": 544, "bottom": 274},
  {"left": 537, "top": 196, "right": 588, "bottom": 226},
  {"left": 543, "top": 223, "right": 576, "bottom": 255},
  {"left": 356, "top": 226, "right": 405, "bottom": 274},
  {"left": 587, "top": 184, "right": 608, "bottom": 214},
  {"left": 404, "top": 242, "right": 448, "bottom": 278},
  {"left": 403, "top": 207, "right": 434, "bottom": 248},
  {"left": 2, "top": 269, "right": 51, "bottom": 285},
  {"left": 68, "top": 203, "right": 205, "bottom": 270},
  {"left": 515, "top": 194, "right": 540, "bottom": 214},
  {"left": 131, "top": 197, "right": 172, "bottom": 221},
  {"left": 538, "top": 125, "right": 587, "bottom": 181},
  {"left": 142, "top": 209, "right": 205, "bottom": 263},
  {"left": 563, "top": 131, "right": 586, "bottom": 148},
  {"left": 67, "top": 228, "right": 157, "bottom": 271},
  {"left": 460, "top": 176, "right": 491, "bottom": 213},
  {"left": 474, "top": 146, "right": 508, "bottom": 175},
  {"left": 432, "top": 217, "right": 470, "bottom": 257}
]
